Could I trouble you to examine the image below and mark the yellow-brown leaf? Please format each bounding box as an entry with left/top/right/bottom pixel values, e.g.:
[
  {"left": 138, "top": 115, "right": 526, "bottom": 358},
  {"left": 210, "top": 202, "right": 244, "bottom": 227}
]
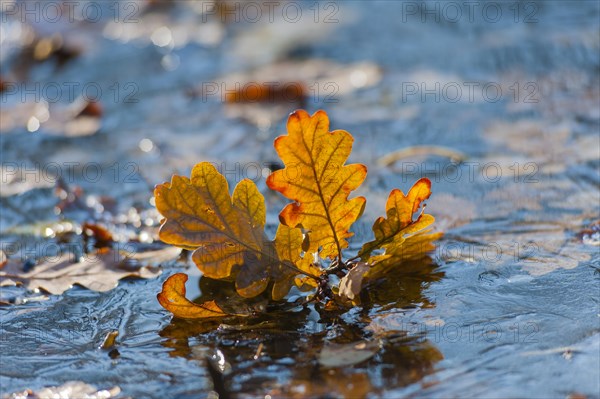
[
  {"left": 266, "top": 110, "right": 367, "bottom": 259},
  {"left": 360, "top": 178, "right": 432, "bottom": 258},
  {"left": 271, "top": 224, "right": 320, "bottom": 299},
  {"left": 360, "top": 178, "right": 441, "bottom": 280},
  {"left": 155, "top": 162, "right": 317, "bottom": 299},
  {"left": 154, "top": 163, "right": 275, "bottom": 297},
  {"left": 157, "top": 273, "right": 228, "bottom": 319},
  {"left": 271, "top": 224, "right": 302, "bottom": 300}
]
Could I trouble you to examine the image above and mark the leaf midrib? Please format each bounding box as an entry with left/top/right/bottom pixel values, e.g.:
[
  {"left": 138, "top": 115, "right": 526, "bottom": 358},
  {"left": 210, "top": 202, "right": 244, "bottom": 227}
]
[{"left": 299, "top": 119, "right": 342, "bottom": 258}]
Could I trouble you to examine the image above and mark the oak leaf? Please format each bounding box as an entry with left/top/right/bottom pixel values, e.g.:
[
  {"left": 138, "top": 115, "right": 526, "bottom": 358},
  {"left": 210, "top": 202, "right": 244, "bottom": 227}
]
[
  {"left": 271, "top": 224, "right": 321, "bottom": 299},
  {"left": 0, "top": 248, "right": 165, "bottom": 295},
  {"left": 155, "top": 162, "right": 278, "bottom": 297},
  {"left": 338, "top": 262, "right": 370, "bottom": 301},
  {"left": 157, "top": 273, "right": 228, "bottom": 319},
  {"left": 266, "top": 110, "right": 367, "bottom": 260},
  {"left": 270, "top": 224, "right": 304, "bottom": 300},
  {"left": 155, "top": 162, "right": 315, "bottom": 299},
  {"left": 360, "top": 178, "right": 442, "bottom": 281}
]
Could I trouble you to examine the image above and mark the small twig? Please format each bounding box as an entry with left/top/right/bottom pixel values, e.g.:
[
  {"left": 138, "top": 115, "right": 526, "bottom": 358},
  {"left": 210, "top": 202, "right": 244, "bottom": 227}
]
[{"left": 253, "top": 342, "right": 264, "bottom": 360}]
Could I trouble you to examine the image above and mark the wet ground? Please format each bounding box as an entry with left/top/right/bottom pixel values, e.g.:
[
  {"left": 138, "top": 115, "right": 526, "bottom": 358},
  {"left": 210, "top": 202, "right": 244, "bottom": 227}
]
[{"left": 1, "top": 1, "right": 599, "bottom": 398}]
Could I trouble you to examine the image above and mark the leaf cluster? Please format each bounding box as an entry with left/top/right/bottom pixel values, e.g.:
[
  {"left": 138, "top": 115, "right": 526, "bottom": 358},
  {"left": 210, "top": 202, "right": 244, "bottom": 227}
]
[{"left": 155, "top": 110, "right": 441, "bottom": 319}]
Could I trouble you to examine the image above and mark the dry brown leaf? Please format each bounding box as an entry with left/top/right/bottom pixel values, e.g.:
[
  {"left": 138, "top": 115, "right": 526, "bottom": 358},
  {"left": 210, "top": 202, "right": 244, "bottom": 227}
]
[
  {"left": 225, "top": 82, "right": 306, "bottom": 104},
  {"left": 0, "top": 248, "right": 162, "bottom": 294},
  {"left": 338, "top": 262, "right": 370, "bottom": 301}
]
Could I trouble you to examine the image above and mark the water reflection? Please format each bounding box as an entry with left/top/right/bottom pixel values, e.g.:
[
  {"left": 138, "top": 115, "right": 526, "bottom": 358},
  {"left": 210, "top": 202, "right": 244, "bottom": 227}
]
[{"left": 159, "top": 258, "right": 444, "bottom": 397}]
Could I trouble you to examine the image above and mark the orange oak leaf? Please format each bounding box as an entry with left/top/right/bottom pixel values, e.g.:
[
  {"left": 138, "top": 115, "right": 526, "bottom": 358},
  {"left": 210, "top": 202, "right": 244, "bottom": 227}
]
[
  {"left": 157, "top": 273, "right": 228, "bottom": 319},
  {"left": 266, "top": 110, "right": 367, "bottom": 260},
  {"left": 359, "top": 178, "right": 433, "bottom": 258},
  {"left": 155, "top": 162, "right": 278, "bottom": 298},
  {"left": 359, "top": 178, "right": 442, "bottom": 281}
]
